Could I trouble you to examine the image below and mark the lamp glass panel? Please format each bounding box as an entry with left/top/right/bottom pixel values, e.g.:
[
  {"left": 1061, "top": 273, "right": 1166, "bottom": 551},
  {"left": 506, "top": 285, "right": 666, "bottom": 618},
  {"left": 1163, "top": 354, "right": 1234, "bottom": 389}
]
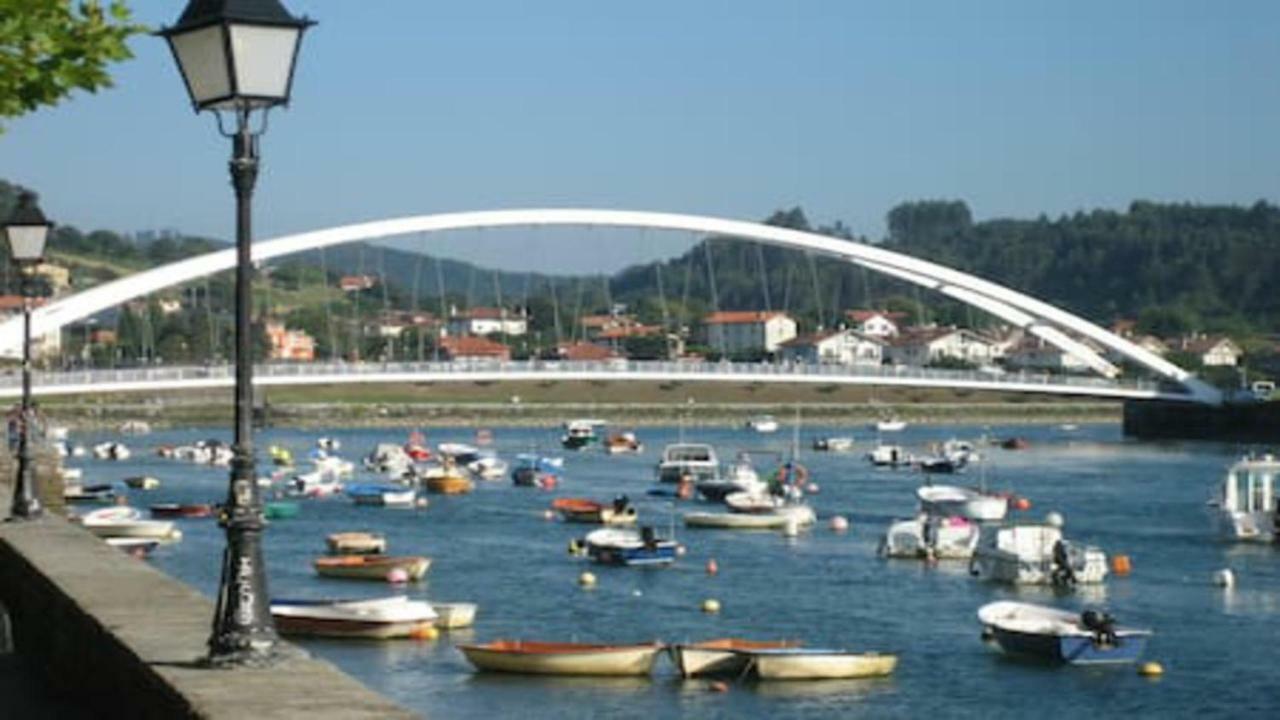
[
  {"left": 5, "top": 226, "right": 48, "bottom": 263},
  {"left": 170, "top": 24, "right": 232, "bottom": 106},
  {"left": 229, "top": 24, "right": 299, "bottom": 101}
]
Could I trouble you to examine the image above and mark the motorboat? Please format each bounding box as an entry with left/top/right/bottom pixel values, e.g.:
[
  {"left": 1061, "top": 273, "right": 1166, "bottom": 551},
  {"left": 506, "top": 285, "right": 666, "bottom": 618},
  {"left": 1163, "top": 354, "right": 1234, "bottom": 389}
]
[
  {"left": 58, "top": 467, "right": 83, "bottom": 482},
  {"left": 867, "top": 443, "right": 913, "bottom": 468},
  {"left": 364, "top": 443, "right": 412, "bottom": 476},
  {"left": 457, "top": 641, "right": 665, "bottom": 676},
  {"left": 346, "top": 483, "right": 417, "bottom": 508},
  {"left": 917, "top": 485, "right": 1008, "bottom": 522},
  {"left": 604, "top": 432, "right": 644, "bottom": 454},
  {"left": 656, "top": 443, "right": 720, "bottom": 484},
  {"left": 438, "top": 442, "right": 484, "bottom": 465},
  {"left": 92, "top": 442, "right": 130, "bottom": 461},
  {"left": 746, "top": 414, "right": 780, "bottom": 433},
  {"left": 290, "top": 471, "right": 345, "bottom": 498},
  {"left": 264, "top": 501, "right": 300, "bottom": 520},
  {"left": 561, "top": 419, "right": 606, "bottom": 450},
  {"left": 466, "top": 455, "right": 508, "bottom": 480},
  {"left": 149, "top": 503, "right": 215, "bottom": 519},
  {"left": 970, "top": 523, "right": 1108, "bottom": 586},
  {"left": 105, "top": 537, "right": 160, "bottom": 557},
  {"left": 123, "top": 475, "right": 161, "bottom": 491},
  {"left": 812, "top": 437, "right": 854, "bottom": 452},
  {"left": 552, "top": 497, "right": 638, "bottom": 525},
  {"left": 270, "top": 596, "right": 437, "bottom": 640},
  {"left": 577, "top": 527, "right": 677, "bottom": 566},
  {"left": 978, "top": 601, "right": 1152, "bottom": 665},
  {"left": 311, "top": 452, "right": 355, "bottom": 478},
  {"left": 424, "top": 472, "right": 475, "bottom": 495},
  {"left": 313, "top": 554, "right": 431, "bottom": 581},
  {"left": 64, "top": 483, "right": 116, "bottom": 504},
  {"left": 684, "top": 504, "right": 816, "bottom": 530},
  {"left": 317, "top": 437, "right": 342, "bottom": 452},
  {"left": 875, "top": 418, "right": 907, "bottom": 433},
  {"left": 431, "top": 602, "right": 478, "bottom": 629},
  {"left": 669, "top": 639, "right": 800, "bottom": 677},
  {"left": 404, "top": 430, "right": 432, "bottom": 462},
  {"left": 736, "top": 648, "right": 898, "bottom": 680},
  {"left": 880, "top": 514, "right": 981, "bottom": 559},
  {"left": 326, "top": 531, "right": 388, "bottom": 555},
  {"left": 697, "top": 453, "right": 766, "bottom": 501},
  {"left": 1213, "top": 454, "right": 1278, "bottom": 542},
  {"left": 119, "top": 420, "right": 152, "bottom": 435},
  {"left": 80, "top": 506, "right": 179, "bottom": 541},
  {"left": 511, "top": 454, "right": 559, "bottom": 489},
  {"left": 268, "top": 445, "right": 294, "bottom": 466}
]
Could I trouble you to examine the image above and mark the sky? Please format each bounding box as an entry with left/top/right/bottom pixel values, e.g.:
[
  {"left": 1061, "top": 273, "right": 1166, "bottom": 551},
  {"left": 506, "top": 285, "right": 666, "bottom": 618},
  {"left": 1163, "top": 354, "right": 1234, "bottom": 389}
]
[{"left": 3, "top": 0, "right": 1279, "bottom": 273}]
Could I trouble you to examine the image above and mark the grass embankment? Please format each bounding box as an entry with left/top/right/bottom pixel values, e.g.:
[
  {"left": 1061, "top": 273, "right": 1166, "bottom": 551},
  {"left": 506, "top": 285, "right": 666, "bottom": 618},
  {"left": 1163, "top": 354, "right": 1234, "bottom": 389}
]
[{"left": 38, "top": 380, "right": 1121, "bottom": 429}]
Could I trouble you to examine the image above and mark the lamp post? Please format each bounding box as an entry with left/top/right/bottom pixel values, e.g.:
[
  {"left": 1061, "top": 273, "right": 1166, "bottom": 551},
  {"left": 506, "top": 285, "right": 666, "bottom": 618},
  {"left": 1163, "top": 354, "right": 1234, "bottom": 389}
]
[
  {"left": 159, "top": 0, "right": 313, "bottom": 667},
  {"left": 3, "top": 192, "right": 52, "bottom": 521}
]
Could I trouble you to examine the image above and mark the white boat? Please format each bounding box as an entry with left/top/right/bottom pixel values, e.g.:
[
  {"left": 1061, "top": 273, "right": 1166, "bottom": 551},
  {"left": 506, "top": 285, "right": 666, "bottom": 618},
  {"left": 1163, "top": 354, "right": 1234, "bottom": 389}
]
[
  {"left": 1214, "top": 454, "right": 1278, "bottom": 542},
  {"left": 290, "top": 471, "right": 345, "bottom": 498},
  {"left": 457, "top": 641, "right": 664, "bottom": 676},
  {"left": 311, "top": 452, "right": 355, "bottom": 478},
  {"left": 669, "top": 639, "right": 800, "bottom": 677},
  {"left": 746, "top": 414, "right": 780, "bottom": 433},
  {"left": 346, "top": 483, "right": 417, "bottom": 508},
  {"left": 92, "top": 442, "right": 130, "bottom": 461},
  {"left": 970, "top": 523, "right": 1108, "bottom": 586},
  {"left": 364, "top": 443, "right": 412, "bottom": 476},
  {"left": 867, "top": 443, "right": 913, "bottom": 467},
  {"left": 880, "top": 514, "right": 981, "bottom": 559},
  {"left": 432, "top": 602, "right": 478, "bottom": 629},
  {"left": 58, "top": 467, "right": 83, "bottom": 482},
  {"left": 119, "top": 420, "right": 152, "bottom": 435},
  {"left": 684, "top": 504, "right": 816, "bottom": 530},
  {"left": 812, "top": 437, "right": 854, "bottom": 452},
  {"left": 317, "top": 437, "right": 342, "bottom": 451},
  {"left": 917, "top": 485, "right": 1008, "bottom": 522},
  {"left": 656, "top": 443, "right": 721, "bottom": 484},
  {"left": 875, "top": 418, "right": 907, "bottom": 433},
  {"left": 743, "top": 648, "right": 898, "bottom": 680},
  {"left": 604, "top": 432, "right": 644, "bottom": 455},
  {"left": 438, "top": 442, "right": 484, "bottom": 465},
  {"left": 977, "top": 601, "right": 1153, "bottom": 665},
  {"left": 561, "top": 419, "right": 606, "bottom": 450},
  {"left": 270, "top": 596, "right": 437, "bottom": 639},
  {"left": 80, "top": 506, "right": 179, "bottom": 540},
  {"left": 467, "top": 455, "right": 508, "bottom": 480},
  {"left": 697, "top": 453, "right": 766, "bottom": 501}
]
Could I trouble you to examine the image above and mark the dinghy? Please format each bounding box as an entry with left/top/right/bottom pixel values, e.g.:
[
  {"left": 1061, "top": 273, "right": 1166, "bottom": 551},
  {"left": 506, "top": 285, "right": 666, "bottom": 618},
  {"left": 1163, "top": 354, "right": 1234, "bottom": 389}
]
[
  {"left": 271, "top": 596, "right": 437, "bottom": 640},
  {"left": 669, "top": 639, "right": 800, "bottom": 677},
  {"left": 977, "top": 601, "right": 1152, "bottom": 665},
  {"left": 577, "top": 527, "right": 677, "bottom": 566},
  {"left": 313, "top": 555, "right": 431, "bottom": 581},
  {"left": 457, "top": 641, "right": 664, "bottom": 676},
  {"left": 917, "top": 484, "right": 1008, "bottom": 522},
  {"left": 432, "top": 602, "right": 478, "bottom": 629},
  {"left": 346, "top": 483, "right": 417, "bottom": 507},
  {"left": 326, "top": 531, "right": 388, "bottom": 555},
  {"left": 80, "top": 507, "right": 179, "bottom": 540},
  {"left": 552, "top": 497, "right": 637, "bottom": 525},
  {"left": 739, "top": 648, "right": 898, "bottom": 680},
  {"left": 880, "top": 514, "right": 980, "bottom": 559},
  {"left": 123, "top": 475, "right": 160, "bottom": 490},
  {"left": 683, "top": 504, "right": 816, "bottom": 530}
]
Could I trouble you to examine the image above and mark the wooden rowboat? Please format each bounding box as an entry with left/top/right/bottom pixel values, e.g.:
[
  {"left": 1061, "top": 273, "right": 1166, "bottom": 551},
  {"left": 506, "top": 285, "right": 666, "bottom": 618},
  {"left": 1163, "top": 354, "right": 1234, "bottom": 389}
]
[
  {"left": 552, "top": 497, "right": 637, "bottom": 525},
  {"left": 149, "top": 503, "right": 215, "bottom": 519},
  {"left": 425, "top": 474, "right": 474, "bottom": 495},
  {"left": 271, "top": 596, "right": 437, "bottom": 639},
  {"left": 457, "top": 640, "right": 664, "bottom": 676},
  {"left": 326, "top": 532, "right": 388, "bottom": 555},
  {"left": 669, "top": 638, "right": 800, "bottom": 677},
  {"left": 431, "top": 602, "right": 478, "bottom": 629},
  {"left": 740, "top": 648, "right": 898, "bottom": 680},
  {"left": 313, "top": 554, "right": 431, "bottom": 581}
]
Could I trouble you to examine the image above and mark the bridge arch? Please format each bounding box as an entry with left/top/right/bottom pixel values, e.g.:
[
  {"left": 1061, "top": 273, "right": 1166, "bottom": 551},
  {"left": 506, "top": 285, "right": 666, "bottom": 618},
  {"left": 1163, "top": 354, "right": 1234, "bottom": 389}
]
[{"left": 0, "top": 209, "right": 1220, "bottom": 403}]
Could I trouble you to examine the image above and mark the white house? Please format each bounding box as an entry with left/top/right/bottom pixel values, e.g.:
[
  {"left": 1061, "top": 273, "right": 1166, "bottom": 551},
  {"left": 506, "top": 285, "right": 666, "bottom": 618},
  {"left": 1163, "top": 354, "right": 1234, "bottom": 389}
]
[
  {"left": 885, "top": 327, "right": 998, "bottom": 367},
  {"left": 1173, "top": 336, "right": 1243, "bottom": 367},
  {"left": 844, "top": 310, "right": 904, "bottom": 338},
  {"left": 779, "top": 329, "right": 884, "bottom": 366},
  {"left": 1003, "top": 338, "right": 1093, "bottom": 373},
  {"left": 446, "top": 307, "right": 528, "bottom": 337},
  {"left": 703, "top": 311, "right": 797, "bottom": 355}
]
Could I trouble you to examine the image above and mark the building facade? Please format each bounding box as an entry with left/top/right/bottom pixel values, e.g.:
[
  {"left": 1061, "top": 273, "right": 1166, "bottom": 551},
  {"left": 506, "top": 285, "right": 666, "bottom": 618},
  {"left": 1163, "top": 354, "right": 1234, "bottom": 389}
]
[{"left": 703, "top": 311, "right": 797, "bottom": 355}]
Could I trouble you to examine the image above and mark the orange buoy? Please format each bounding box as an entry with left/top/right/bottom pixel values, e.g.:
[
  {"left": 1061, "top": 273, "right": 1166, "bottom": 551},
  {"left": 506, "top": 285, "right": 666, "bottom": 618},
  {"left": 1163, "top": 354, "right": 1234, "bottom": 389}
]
[
  {"left": 677, "top": 479, "right": 694, "bottom": 500},
  {"left": 706, "top": 558, "right": 719, "bottom": 576},
  {"left": 1013, "top": 497, "right": 1032, "bottom": 511},
  {"left": 1111, "top": 554, "right": 1132, "bottom": 576},
  {"left": 409, "top": 624, "right": 439, "bottom": 640},
  {"left": 709, "top": 681, "right": 729, "bottom": 693}
]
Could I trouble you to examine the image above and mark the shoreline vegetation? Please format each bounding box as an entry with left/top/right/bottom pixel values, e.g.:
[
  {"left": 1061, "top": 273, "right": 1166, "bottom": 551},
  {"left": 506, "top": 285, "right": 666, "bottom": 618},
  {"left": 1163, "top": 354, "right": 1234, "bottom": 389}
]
[{"left": 37, "top": 381, "right": 1120, "bottom": 430}]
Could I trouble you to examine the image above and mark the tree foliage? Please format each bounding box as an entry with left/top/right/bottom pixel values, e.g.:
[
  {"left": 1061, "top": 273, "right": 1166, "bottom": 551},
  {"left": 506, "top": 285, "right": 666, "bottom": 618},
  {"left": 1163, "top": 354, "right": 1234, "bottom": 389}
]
[{"left": 0, "top": 0, "right": 145, "bottom": 131}]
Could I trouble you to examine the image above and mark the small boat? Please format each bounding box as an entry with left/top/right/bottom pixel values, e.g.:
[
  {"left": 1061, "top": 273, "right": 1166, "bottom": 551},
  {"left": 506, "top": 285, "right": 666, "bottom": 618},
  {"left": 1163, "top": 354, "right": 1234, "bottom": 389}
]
[
  {"left": 123, "top": 475, "right": 161, "bottom": 490},
  {"left": 1000, "top": 437, "right": 1030, "bottom": 450},
  {"left": 866, "top": 444, "right": 913, "bottom": 468},
  {"left": 346, "top": 482, "right": 417, "bottom": 508},
  {"left": 970, "top": 522, "right": 1108, "bottom": 586},
  {"left": 604, "top": 432, "right": 644, "bottom": 455},
  {"left": 577, "top": 527, "right": 677, "bottom": 566},
  {"left": 105, "top": 537, "right": 161, "bottom": 557},
  {"left": 1214, "top": 454, "right": 1278, "bottom": 542},
  {"left": 92, "top": 442, "right": 130, "bottom": 461},
  {"left": 457, "top": 640, "right": 664, "bottom": 676},
  {"left": 684, "top": 505, "right": 816, "bottom": 530},
  {"left": 313, "top": 554, "right": 431, "bottom": 581},
  {"left": 264, "top": 501, "right": 300, "bottom": 519},
  {"left": 656, "top": 443, "right": 720, "bottom": 484},
  {"left": 552, "top": 496, "right": 638, "bottom": 525},
  {"left": 978, "top": 601, "right": 1152, "bottom": 665},
  {"left": 875, "top": 418, "right": 907, "bottom": 433},
  {"left": 404, "top": 430, "right": 432, "bottom": 462},
  {"left": 268, "top": 444, "right": 295, "bottom": 466},
  {"left": 511, "top": 454, "right": 559, "bottom": 489},
  {"left": 697, "top": 453, "right": 766, "bottom": 502},
  {"left": 466, "top": 455, "right": 508, "bottom": 480},
  {"left": 317, "top": 437, "right": 342, "bottom": 452},
  {"left": 326, "top": 531, "right": 388, "bottom": 555},
  {"left": 917, "top": 485, "right": 1008, "bottom": 522},
  {"left": 119, "top": 420, "right": 152, "bottom": 435},
  {"left": 880, "top": 514, "right": 980, "bottom": 559},
  {"left": 64, "top": 483, "right": 116, "bottom": 504},
  {"left": 364, "top": 443, "right": 412, "bottom": 476},
  {"left": 58, "top": 467, "right": 83, "bottom": 482},
  {"left": 669, "top": 639, "right": 800, "bottom": 677},
  {"left": 80, "top": 507, "right": 179, "bottom": 540},
  {"left": 561, "top": 419, "right": 606, "bottom": 450},
  {"left": 812, "top": 437, "right": 854, "bottom": 452},
  {"left": 149, "top": 503, "right": 215, "bottom": 519},
  {"left": 424, "top": 470, "right": 475, "bottom": 495},
  {"left": 437, "top": 442, "right": 484, "bottom": 465},
  {"left": 739, "top": 648, "right": 898, "bottom": 680},
  {"left": 290, "top": 471, "right": 345, "bottom": 498},
  {"left": 432, "top": 602, "right": 478, "bottom": 629},
  {"left": 270, "top": 596, "right": 437, "bottom": 640},
  {"left": 746, "top": 414, "right": 780, "bottom": 433}
]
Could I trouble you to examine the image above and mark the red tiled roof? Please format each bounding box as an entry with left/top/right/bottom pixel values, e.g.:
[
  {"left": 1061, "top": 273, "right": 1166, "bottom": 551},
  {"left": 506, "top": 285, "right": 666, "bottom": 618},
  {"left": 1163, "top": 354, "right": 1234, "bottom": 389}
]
[
  {"left": 454, "top": 307, "right": 510, "bottom": 320},
  {"left": 0, "top": 295, "right": 48, "bottom": 311},
  {"left": 596, "top": 324, "right": 661, "bottom": 340},
  {"left": 557, "top": 342, "right": 618, "bottom": 361},
  {"left": 703, "top": 311, "right": 789, "bottom": 325},
  {"left": 439, "top": 335, "right": 511, "bottom": 358}
]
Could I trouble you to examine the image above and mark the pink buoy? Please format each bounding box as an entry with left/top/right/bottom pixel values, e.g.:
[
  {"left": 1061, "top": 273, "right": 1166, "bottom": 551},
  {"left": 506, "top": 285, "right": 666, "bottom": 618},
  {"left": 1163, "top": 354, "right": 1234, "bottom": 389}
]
[
  {"left": 829, "top": 515, "right": 849, "bottom": 532},
  {"left": 706, "top": 558, "right": 719, "bottom": 576},
  {"left": 386, "top": 568, "right": 409, "bottom": 584},
  {"left": 540, "top": 476, "right": 558, "bottom": 491},
  {"left": 806, "top": 483, "right": 820, "bottom": 494}
]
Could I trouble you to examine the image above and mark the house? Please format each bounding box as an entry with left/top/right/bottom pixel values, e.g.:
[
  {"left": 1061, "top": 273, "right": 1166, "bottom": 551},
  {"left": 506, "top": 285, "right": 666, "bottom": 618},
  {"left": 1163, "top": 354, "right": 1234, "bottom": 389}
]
[
  {"left": 339, "top": 275, "right": 377, "bottom": 292},
  {"left": 264, "top": 321, "right": 315, "bottom": 362},
  {"left": 1172, "top": 335, "right": 1243, "bottom": 367},
  {"left": 1103, "top": 334, "right": 1168, "bottom": 366},
  {"left": 33, "top": 262, "right": 71, "bottom": 293},
  {"left": 702, "top": 311, "right": 797, "bottom": 355},
  {"left": 580, "top": 314, "right": 659, "bottom": 342},
  {"left": 157, "top": 298, "right": 183, "bottom": 316},
  {"left": 1003, "top": 337, "right": 1093, "bottom": 373},
  {"left": 0, "top": 295, "right": 59, "bottom": 359},
  {"left": 778, "top": 329, "right": 884, "bottom": 366},
  {"left": 439, "top": 335, "right": 511, "bottom": 362},
  {"left": 885, "top": 326, "right": 998, "bottom": 367},
  {"left": 446, "top": 307, "right": 528, "bottom": 337},
  {"left": 844, "top": 310, "right": 906, "bottom": 338},
  {"left": 556, "top": 341, "right": 621, "bottom": 362}
]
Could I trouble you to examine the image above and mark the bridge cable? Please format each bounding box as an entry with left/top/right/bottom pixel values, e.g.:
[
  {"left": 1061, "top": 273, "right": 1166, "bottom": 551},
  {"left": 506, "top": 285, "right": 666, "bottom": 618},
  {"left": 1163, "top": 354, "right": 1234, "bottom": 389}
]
[
  {"left": 569, "top": 276, "right": 585, "bottom": 344},
  {"left": 754, "top": 242, "right": 772, "bottom": 312},
  {"left": 411, "top": 232, "right": 425, "bottom": 362},
  {"left": 680, "top": 250, "right": 693, "bottom": 346},
  {"left": 433, "top": 252, "right": 447, "bottom": 361},
  {"left": 317, "top": 245, "right": 338, "bottom": 360},
  {"left": 349, "top": 244, "right": 365, "bottom": 360},
  {"left": 653, "top": 236, "right": 673, "bottom": 358},
  {"left": 521, "top": 270, "right": 533, "bottom": 358},
  {"left": 703, "top": 236, "right": 725, "bottom": 357},
  {"left": 377, "top": 244, "right": 393, "bottom": 361},
  {"left": 548, "top": 274, "right": 564, "bottom": 350},
  {"left": 806, "top": 251, "right": 826, "bottom": 330}
]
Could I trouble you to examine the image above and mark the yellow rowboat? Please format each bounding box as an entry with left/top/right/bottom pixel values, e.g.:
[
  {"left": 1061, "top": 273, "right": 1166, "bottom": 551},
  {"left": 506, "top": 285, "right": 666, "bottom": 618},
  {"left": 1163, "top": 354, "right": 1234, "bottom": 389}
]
[
  {"left": 326, "top": 531, "right": 388, "bottom": 555},
  {"left": 431, "top": 602, "right": 478, "bottom": 629},
  {"left": 740, "top": 649, "right": 897, "bottom": 680},
  {"left": 271, "top": 596, "right": 437, "bottom": 639},
  {"left": 457, "top": 640, "right": 664, "bottom": 676},
  {"left": 425, "top": 474, "right": 474, "bottom": 495},
  {"left": 669, "top": 638, "right": 801, "bottom": 677},
  {"left": 313, "top": 554, "right": 431, "bottom": 581}
]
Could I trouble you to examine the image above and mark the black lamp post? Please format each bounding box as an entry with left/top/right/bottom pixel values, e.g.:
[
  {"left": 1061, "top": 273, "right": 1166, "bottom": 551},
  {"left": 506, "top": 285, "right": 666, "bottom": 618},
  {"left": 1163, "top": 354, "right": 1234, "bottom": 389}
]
[
  {"left": 3, "top": 192, "right": 52, "bottom": 521},
  {"left": 159, "top": 0, "right": 313, "bottom": 667}
]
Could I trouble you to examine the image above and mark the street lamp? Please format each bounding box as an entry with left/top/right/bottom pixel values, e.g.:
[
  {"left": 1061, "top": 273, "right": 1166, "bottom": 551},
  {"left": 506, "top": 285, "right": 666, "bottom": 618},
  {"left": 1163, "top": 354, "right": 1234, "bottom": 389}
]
[
  {"left": 159, "top": 0, "right": 313, "bottom": 667},
  {"left": 3, "top": 192, "right": 51, "bottom": 521}
]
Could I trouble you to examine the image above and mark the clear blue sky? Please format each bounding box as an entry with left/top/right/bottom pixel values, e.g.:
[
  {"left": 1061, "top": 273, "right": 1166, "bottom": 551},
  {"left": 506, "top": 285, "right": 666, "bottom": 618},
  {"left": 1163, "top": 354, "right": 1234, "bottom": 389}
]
[{"left": 2, "top": 0, "right": 1278, "bottom": 273}]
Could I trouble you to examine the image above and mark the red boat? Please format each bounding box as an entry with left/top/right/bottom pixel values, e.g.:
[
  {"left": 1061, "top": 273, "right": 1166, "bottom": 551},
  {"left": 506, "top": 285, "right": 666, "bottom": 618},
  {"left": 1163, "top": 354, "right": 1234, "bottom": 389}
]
[
  {"left": 149, "top": 503, "right": 215, "bottom": 519},
  {"left": 405, "top": 430, "right": 432, "bottom": 461}
]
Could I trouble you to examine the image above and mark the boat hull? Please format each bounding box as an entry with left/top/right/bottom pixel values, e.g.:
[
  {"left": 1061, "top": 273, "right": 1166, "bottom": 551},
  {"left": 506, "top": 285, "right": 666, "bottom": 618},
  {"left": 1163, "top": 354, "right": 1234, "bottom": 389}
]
[
  {"left": 990, "top": 627, "right": 1150, "bottom": 665},
  {"left": 432, "top": 602, "right": 478, "bottom": 629},
  {"left": 425, "top": 475, "right": 474, "bottom": 495},
  {"left": 458, "top": 642, "right": 663, "bottom": 676},
  {"left": 670, "top": 640, "right": 798, "bottom": 677},
  {"left": 313, "top": 556, "right": 431, "bottom": 581},
  {"left": 749, "top": 650, "right": 898, "bottom": 680}
]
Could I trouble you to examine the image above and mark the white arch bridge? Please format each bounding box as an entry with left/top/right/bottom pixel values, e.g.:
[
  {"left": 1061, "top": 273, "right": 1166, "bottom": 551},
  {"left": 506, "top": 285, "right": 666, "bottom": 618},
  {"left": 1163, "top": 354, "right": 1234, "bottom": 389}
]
[{"left": 0, "top": 209, "right": 1219, "bottom": 404}]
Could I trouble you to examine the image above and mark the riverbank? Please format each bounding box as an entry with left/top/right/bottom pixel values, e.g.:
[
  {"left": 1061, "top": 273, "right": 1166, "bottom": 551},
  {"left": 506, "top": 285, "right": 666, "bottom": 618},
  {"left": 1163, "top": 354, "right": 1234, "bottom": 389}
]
[{"left": 36, "top": 381, "right": 1120, "bottom": 429}]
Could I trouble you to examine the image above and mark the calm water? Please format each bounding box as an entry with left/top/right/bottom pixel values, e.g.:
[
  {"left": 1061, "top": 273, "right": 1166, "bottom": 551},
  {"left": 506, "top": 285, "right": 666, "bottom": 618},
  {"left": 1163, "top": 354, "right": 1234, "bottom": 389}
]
[{"left": 67, "top": 422, "right": 1278, "bottom": 718}]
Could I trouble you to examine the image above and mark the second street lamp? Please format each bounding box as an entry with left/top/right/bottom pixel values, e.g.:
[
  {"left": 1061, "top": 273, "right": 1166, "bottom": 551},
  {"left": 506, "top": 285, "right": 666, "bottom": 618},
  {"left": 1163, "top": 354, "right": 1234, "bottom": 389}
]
[
  {"left": 159, "top": 0, "right": 314, "bottom": 667},
  {"left": 3, "top": 191, "right": 52, "bottom": 521}
]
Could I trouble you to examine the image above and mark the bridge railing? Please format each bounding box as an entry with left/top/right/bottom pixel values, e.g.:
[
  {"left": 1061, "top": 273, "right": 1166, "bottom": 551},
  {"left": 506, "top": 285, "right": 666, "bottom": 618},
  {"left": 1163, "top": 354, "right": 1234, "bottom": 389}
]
[{"left": 0, "top": 359, "right": 1167, "bottom": 395}]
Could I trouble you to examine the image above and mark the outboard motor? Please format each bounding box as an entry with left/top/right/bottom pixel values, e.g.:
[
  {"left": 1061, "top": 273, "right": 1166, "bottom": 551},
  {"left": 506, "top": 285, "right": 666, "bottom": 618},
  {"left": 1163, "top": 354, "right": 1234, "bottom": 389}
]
[
  {"left": 613, "top": 495, "right": 629, "bottom": 513},
  {"left": 1081, "top": 609, "right": 1118, "bottom": 646},
  {"left": 640, "top": 525, "right": 657, "bottom": 549}
]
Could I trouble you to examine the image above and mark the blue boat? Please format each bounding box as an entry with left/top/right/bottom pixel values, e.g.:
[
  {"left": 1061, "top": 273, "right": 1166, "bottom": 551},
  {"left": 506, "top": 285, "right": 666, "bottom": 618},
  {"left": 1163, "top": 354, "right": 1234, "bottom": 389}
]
[
  {"left": 345, "top": 483, "right": 417, "bottom": 507},
  {"left": 580, "top": 527, "right": 678, "bottom": 566},
  {"left": 512, "top": 454, "right": 561, "bottom": 488},
  {"left": 978, "top": 601, "right": 1152, "bottom": 665}
]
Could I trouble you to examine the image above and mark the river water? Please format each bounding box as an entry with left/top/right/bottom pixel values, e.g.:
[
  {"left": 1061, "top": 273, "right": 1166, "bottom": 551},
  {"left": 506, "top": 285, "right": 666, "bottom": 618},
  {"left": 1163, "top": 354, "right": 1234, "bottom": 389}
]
[{"left": 67, "top": 422, "right": 1278, "bottom": 718}]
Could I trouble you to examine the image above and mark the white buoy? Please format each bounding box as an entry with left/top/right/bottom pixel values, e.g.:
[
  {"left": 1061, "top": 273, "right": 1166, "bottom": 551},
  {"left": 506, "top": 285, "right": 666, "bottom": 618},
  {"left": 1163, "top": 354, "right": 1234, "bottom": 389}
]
[
  {"left": 829, "top": 515, "right": 850, "bottom": 532},
  {"left": 701, "top": 598, "right": 721, "bottom": 614},
  {"left": 579, "top": 571, "right": 597, "bottom": 587},
  {"left": 1044, "top": 511, "right": 1065, "bottom": 528},
  {"left": 1213, "top": 568, "right": 1235, "bottom": 588}
]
